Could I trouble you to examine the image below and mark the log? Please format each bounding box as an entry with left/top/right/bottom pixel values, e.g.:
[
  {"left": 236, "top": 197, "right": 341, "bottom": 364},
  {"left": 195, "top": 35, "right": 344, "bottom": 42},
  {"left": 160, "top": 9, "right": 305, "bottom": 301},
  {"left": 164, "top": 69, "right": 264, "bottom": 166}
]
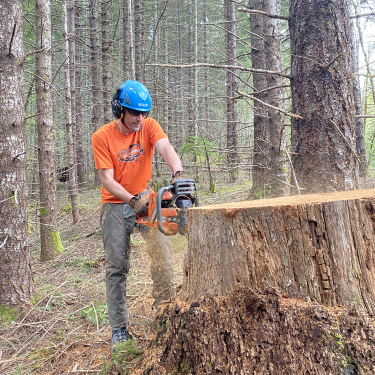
[{"left": 182, "top": 189, "right": 375, "bottom": 315}]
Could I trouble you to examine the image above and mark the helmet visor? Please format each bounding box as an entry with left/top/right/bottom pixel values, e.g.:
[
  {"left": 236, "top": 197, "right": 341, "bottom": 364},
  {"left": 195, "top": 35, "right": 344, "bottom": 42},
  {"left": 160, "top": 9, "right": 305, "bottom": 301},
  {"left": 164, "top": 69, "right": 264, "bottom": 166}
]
[{"left": 126, "top": 108, "right": 149, "bottom": 118}]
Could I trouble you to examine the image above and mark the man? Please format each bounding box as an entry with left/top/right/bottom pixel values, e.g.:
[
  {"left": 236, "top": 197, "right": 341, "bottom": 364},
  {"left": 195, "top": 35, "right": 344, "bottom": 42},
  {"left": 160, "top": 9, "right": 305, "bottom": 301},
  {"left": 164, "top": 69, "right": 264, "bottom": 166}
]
[{"left": 91, "top": 80, "right": 187, "bottom": 352}]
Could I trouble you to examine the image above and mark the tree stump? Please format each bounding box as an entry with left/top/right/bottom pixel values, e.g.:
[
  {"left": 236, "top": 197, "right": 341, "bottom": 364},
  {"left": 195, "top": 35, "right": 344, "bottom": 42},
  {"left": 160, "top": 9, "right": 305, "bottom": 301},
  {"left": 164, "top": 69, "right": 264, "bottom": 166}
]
[{"left": 182, "top": 189, "right": 375, "bottom": 315}]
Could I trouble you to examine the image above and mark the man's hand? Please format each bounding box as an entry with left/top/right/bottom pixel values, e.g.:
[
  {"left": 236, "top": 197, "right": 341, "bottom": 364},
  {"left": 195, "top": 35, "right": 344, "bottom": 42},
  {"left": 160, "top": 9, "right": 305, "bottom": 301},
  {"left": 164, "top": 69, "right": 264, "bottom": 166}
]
[
  {"left": 172, "top": 170, "right": 187, "bottom": 183},
  {"left": 129, "top": 197, "right": 148, "bottom": 217}
]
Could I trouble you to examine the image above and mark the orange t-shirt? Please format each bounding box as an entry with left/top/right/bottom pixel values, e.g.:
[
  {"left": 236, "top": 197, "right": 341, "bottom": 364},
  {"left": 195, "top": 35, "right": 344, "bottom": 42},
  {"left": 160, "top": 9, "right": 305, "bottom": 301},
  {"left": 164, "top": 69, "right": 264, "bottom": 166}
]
[{"left": 92, "top": 118, "right": 167, "bottom": 203}]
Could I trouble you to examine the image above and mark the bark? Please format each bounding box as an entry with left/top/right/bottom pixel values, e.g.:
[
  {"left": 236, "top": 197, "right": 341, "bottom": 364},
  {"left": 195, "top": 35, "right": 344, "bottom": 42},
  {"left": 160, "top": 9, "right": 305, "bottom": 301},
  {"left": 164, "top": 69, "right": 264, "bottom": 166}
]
[
  {"left": 289, "top": 0, "right": 359, "bottom": 194},
  {"left": 75, "top": 0, "right": 85, "bottom": 185},
  {"left": 134, "top": 0, "right": 145, "bottom": 82},
  {"left": 123, "top": 0, "right": 135, "bottom": 79},
  {"left": 101, "top": 0, "right": 112, "bottom": 124},
  {"left": 132, "top": 288, "right": 375, "bottom": 374},
  {"left": 182, "top": 189, "right": 375, "bottom": 316},
  {"left": 63, "top": 0, "right": 80, "bottom": 224},
  {"left": 225, "top": 0, "right": 238, "bottom": 182},
  {"left": 0, "top": 0, "right": 34, "bottom": 306},
  {"left": 35, "top": 0, "right": 63, "bottom": 261},
  {"left": 249, "top": 0, "right": 287, "bottom": 199}
]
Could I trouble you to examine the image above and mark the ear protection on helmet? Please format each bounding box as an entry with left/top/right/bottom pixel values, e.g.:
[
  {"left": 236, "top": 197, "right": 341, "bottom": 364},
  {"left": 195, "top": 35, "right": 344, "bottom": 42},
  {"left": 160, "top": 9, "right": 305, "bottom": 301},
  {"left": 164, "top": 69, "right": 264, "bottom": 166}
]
[{"left": 111, "top": 85, "right": 123, "bottom": 118}]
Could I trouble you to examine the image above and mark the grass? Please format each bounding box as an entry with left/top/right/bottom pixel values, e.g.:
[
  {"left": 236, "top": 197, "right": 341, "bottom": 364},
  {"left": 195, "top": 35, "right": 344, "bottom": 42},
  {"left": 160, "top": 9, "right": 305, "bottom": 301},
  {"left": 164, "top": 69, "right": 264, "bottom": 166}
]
[{"left": 0, "top": 304, "right": 20, "bottom": 329}]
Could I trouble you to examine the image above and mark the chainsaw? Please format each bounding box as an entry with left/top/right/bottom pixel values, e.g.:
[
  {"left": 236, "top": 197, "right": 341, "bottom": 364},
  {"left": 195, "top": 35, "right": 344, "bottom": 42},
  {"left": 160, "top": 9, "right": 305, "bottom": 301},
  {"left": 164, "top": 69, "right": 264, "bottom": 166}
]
[{"left": 135, "top": 179, "right": 198, "bottom": 236}]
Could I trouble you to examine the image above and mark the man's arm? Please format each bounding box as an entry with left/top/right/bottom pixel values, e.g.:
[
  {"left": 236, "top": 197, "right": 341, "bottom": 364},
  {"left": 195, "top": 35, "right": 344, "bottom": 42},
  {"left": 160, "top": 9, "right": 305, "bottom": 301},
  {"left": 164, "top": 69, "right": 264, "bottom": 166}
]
[
  {"left": 97, "top": 168, "right": 134, "bottom": 203},
  {"left": 155, "top": 138, "right": 183, "bottom": 174}
]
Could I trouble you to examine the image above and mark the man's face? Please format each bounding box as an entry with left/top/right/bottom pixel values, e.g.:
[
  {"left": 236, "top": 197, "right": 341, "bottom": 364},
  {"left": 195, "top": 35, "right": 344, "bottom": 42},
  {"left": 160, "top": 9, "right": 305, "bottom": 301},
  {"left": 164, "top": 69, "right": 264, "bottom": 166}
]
[{"left": 123, "top": 109, "right": 148, "bottom": 132}]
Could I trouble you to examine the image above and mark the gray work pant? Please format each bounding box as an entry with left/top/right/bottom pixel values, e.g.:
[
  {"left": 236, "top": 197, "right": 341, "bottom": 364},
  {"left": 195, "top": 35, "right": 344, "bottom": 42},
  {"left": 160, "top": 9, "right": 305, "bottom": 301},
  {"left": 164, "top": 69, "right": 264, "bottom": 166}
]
[{"left": 100, "top": 202, "right": 175, "bottom": 329}]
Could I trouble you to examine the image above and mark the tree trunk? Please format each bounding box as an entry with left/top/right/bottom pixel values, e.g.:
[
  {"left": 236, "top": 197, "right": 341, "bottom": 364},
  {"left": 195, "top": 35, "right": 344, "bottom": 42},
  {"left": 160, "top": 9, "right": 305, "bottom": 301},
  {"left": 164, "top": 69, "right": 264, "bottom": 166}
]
[
  {"left": 173, "top": 2, "right": 183, "bottom": 148},
  {"left": 35, "top": 0, "right": 64, "bottom": 261},
  {"left": 89, "top": 0, "right": 103, "bottom": 186},
  {"left": 224, "top": 0, "right": 238, "bottom": 183},
  {"left": 101, "top": 0, "right": 112, "bottom": 124},
  {"left": 68, "top": 0, "right": 78, "bottom": 188},
  {"left": 0, "top": 0, "right": 34, "bottom": 306},
  {"left": 75, "top": 0, "right": 85, "bottom": 185},
  {"left": 182, "top": 189, "right": 375, "bottom": 316},
  {"left": 63, "top": 0, "right": 80, "bottom": 224},
  {"left": 89, "top": 0, "right": 104, "bottom": 132},
  {"left": 263, "top": 0, "right": 288, "bottom": 198},
  {"left": 123, "top": 0, "right": 135, "bottom": 79},
  {"left": 162, "top": 8, "right": 169, "bottom": 135},
  {"left": 249, "top": 0, "right": 287, "bottom": 199},
  {"left": 352, "top": 9, "right": 368, "bottom": 177},
  {"left": 248, "top": 0, "right": 269, "bottom": 198},
  {"left": 134, "top": 0, "right": 145, "bottom": 82},
  {"left": 289, "top": 0, "right": 359, "bottom": 194},
  {"left": 153, "top": 0, "right": 161, "bottom": 178}
]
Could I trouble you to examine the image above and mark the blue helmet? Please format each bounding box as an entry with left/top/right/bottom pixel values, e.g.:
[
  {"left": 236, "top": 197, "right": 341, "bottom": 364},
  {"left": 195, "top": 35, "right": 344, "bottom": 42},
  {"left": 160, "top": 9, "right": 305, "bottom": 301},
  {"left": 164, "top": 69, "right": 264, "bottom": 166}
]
[{"left": 112, "top": 80, "right": 152, "bottom": 118}]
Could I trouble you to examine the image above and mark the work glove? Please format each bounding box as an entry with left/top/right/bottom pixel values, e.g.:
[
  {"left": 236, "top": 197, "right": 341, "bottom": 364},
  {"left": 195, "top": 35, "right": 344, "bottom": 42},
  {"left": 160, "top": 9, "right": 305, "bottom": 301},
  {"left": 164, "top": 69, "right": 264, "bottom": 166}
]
[
  {"left": 172, "top": 170, "right": 187, "bottom": 183},
  {"left": 129, "top": 197, "right": 148, "bottom": 217}
]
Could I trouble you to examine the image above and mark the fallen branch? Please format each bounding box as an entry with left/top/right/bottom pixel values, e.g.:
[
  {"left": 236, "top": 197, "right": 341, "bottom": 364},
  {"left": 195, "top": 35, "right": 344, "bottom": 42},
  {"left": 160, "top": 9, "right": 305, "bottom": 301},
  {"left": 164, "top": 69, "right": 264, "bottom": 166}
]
[
  {"left": 286, "top": 151, "right": 301, "bottom": 195},
  {"left": 323, "top": 53, "right": 342, "bottom": 71},
  {"left": 145, "top": 63, "right": 292, "bottom": 79},
  {"left": 17, "top": 281, "right": 68, "bottom": 326},
  {"left": 355, "top": 115, "right": 375, "bottom": 118},
  {"left": 236, "top": 90, "right": 304, "bottom": 120},
  {"left": 330, "top": 120, "right": 361, "bottom": 163},
  {"left": 350, "top": 12, "right": 375, "bottom": 19}
]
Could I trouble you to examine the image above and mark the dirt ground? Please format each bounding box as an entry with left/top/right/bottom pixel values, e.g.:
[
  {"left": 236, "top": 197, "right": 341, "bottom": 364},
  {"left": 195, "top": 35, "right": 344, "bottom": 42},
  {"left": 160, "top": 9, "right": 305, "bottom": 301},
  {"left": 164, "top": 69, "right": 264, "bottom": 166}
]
[{"left": 0, "top": 176, "right": 251, "bottom": 375}]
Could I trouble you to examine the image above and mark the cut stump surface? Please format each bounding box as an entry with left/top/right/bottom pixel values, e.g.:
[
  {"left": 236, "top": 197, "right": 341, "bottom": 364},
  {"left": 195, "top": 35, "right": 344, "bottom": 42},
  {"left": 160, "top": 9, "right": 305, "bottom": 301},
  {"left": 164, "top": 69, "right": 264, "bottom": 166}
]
[{"left": 182, "top": 188, "right": 375, "bottom": 315}]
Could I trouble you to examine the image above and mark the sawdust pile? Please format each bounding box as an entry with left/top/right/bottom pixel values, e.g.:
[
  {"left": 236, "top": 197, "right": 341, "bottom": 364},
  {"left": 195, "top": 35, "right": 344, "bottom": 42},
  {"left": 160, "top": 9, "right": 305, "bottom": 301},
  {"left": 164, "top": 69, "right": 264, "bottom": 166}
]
[{"left": 127, "top": 287, "right": 375, "bottom": 374}]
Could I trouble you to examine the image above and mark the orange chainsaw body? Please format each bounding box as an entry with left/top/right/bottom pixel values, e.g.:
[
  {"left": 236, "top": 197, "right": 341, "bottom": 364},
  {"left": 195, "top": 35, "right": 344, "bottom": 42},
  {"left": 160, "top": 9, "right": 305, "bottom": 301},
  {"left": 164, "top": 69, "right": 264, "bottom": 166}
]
[{"left": 135, "top": 179, "right": 197, "bottom": 236}]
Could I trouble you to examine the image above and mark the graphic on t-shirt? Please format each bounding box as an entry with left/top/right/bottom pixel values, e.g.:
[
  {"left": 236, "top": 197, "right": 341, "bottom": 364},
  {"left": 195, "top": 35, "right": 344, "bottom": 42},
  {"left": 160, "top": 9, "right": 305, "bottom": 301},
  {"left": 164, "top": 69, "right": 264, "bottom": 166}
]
[{"left": 118, "top": 143, "right": 144, "bottom": 163}]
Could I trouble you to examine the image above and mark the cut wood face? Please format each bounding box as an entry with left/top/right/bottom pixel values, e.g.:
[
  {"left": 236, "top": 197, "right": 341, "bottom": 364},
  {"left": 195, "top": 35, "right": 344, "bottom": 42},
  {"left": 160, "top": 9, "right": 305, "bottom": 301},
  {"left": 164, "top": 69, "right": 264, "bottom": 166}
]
[{"left": 182, "top": 188, "right": 375, "bottom": 316}]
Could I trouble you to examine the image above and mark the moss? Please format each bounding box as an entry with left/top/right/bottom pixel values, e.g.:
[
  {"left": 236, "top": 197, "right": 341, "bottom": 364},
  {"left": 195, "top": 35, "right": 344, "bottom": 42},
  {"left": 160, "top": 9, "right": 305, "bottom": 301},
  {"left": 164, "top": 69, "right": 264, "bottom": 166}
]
[
  {"left": 40, "top": 206, "right": 48, "bottom": 216},
  {"left": 252, "top": 190, "right": 264, "bottom": 199},
  {"left": 60, "top": 203, "right": 72, "bottom": 213},
  {"left": 49, "top": 230, "right": 64, "bottom": 254},
  {"left": 28, "top": 222, "right": 35, "bottom": 234},
  {"left": 180, "top": 362, "right": 190, "bottom": 371},
  {"left": 0, "top": 304, "right": 20, "bottom": 329},
  {"left": 350, "top": 292, "right": 365, "bottom": 309},
  {"left": 353, "top": 266, "right": 360, "bottom": 279},
  {"left": 331, "top": 330, "right": 345, "bottom": 352},
  {"left": 209, "top": 179, "right": 216, "bottom": 193}
]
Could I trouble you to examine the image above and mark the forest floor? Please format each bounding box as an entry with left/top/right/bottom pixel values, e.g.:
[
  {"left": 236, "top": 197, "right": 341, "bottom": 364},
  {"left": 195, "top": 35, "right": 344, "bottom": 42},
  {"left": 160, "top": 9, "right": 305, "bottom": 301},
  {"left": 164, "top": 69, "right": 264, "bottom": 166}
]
[{"left": 0, "top": 173, "right": 253, "bottom": 375}]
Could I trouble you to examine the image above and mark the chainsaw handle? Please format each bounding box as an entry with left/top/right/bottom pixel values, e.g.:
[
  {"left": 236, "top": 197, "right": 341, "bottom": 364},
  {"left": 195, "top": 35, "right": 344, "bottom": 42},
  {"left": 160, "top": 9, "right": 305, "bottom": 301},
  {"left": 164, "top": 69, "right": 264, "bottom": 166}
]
[{"left": 156, "top": 185, "right": 173, "bottom": 235}]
